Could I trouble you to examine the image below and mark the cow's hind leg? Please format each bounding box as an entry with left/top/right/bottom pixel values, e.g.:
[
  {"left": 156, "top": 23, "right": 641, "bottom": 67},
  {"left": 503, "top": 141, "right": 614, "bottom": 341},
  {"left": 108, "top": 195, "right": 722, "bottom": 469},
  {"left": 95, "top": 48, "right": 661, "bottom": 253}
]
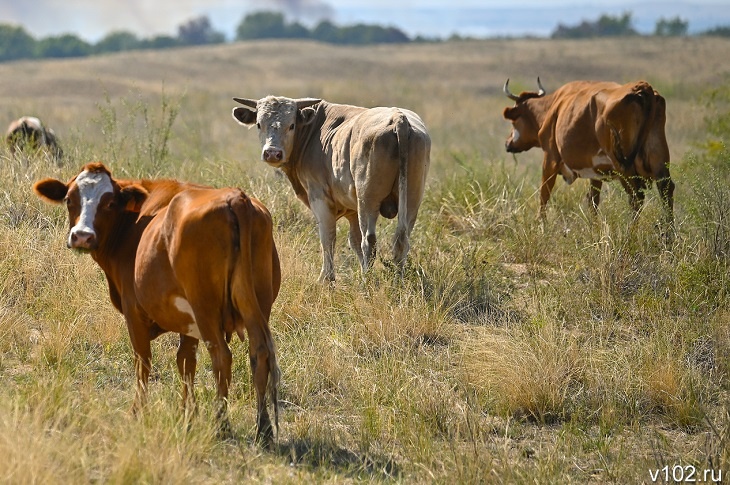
[
  {"left": 345, "top": 213, "right": 365, "bottom": 269},
  {"left": 196, "top": 324, "right": 233, "bottom": 439},
  {"left": 358, "top": 203, "right": 380, "bottom": 273},
  {"left": 656, "top": 170, "right": 675, "bottom": 241},
  {"left": 392, "top": 203, "right": 419, "bottom": 271},
  {"left": 587, "top": 179, "right": 603, "bottom": 212},
  {"left": 619, "top": 176, "right": 647, "bottom": 218},
  {"left": 176, "top": 335, "right": 199, "bottom": 420},
  {"left": 240, "top": 320, "right": 276, "bottom": 447}
]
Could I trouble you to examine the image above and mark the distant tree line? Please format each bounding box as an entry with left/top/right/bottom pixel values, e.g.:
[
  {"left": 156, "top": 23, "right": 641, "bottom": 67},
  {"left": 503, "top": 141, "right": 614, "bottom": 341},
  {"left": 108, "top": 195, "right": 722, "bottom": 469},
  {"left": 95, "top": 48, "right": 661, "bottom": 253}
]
[
  {"left": 0, "top": 15, "right": 226, "bottom": 62},
  {"left": 0, "top": 10, "right": 729, "bottom": 63},
  {"left": 0, "top": 11, "right": 410, "bottom": 63},
  {"left": 235, "top": 12, "right": 409, "bottom": 44},
  {"left": 552, "top": 12, "right": 696, "bottom": 39}
]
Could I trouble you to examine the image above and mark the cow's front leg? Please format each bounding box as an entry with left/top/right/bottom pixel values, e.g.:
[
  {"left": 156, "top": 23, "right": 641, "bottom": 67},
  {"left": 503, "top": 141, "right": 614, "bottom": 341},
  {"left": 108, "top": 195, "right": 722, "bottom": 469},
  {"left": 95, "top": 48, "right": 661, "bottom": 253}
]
[{"left": 310, "top": 198, "right": 337, "bottom": 283}]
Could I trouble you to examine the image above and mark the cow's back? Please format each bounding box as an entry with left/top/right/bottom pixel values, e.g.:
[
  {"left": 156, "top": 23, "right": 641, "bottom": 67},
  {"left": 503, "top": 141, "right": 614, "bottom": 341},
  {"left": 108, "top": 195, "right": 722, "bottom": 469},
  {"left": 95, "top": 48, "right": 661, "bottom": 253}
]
[
  {"left": 135, "top": 187, "right": 279, "bottom": 336},
  {"left": 300, "top": 102, "right": 431, "bottom": 211},
  {"left": 134, "top": 188, "right": 235, "bottom": 330},
  {"left": 546, "top": 82, "right": 617, "bottom": 159},
  {"left": 547, "top": 81, "right": 661, "bottom": 172}
]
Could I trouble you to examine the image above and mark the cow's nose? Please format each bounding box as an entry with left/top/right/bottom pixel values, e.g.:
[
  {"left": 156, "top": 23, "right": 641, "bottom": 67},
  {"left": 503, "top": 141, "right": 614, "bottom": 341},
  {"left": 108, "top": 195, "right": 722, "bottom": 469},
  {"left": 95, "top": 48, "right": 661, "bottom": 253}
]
[
  {"left": 263, "top": 148, "right": 284, "bottom": 162},
  {"left": 69, "top": 230, "right": 96, "bottom": 250}
]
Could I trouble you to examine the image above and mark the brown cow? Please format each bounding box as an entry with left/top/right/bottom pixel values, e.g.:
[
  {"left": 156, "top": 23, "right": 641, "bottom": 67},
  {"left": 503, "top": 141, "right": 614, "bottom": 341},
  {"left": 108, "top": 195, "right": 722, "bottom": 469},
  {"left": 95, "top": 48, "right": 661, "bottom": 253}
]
[
  {"left": 6, "top": 116, "right": 63, "bottom": 162},
  {"left": 232, "top": 96, "right": 431, "bottom": 282},
  {"left": 33, "top": 162, "right": 281, "bottom": 443},
  {"left": 502, "top": 78, "right": 674, "bottom": 226}
]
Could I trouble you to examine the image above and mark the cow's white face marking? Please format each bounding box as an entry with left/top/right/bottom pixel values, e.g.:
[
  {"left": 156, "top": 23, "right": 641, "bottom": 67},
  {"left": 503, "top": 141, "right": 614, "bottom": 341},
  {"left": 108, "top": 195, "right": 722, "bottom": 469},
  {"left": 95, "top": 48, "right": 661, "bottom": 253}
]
[
  {"left": 68, "top": 170, "right": 113, "bottom": 245},
  {"left": 511, "top": 128, "right": 521, "bottom": 143},
  {"left": 173, "top": 297, "right": 202, "bottom": 340},
  {"left": 256, "top": 97, "right": 298, "bottom": 166}
]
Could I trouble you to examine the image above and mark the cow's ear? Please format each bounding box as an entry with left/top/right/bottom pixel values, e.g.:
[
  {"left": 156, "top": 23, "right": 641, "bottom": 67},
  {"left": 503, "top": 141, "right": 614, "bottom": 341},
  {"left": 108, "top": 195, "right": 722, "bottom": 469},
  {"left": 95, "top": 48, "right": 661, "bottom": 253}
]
[
  {"left": 503, "top": 107, "right": 519, "bottom": 121},
  {"left": 33, "top": 178, "right": 68, "bottom": 203},
  {"left": 299, "top": 107, "right": 317, "bottom": 126},
  {"left": 232, "top": 107, "right": 257, "bottom": 126},
  {"left": 119, "top": 184, "right": 149, "bottom": 213}
]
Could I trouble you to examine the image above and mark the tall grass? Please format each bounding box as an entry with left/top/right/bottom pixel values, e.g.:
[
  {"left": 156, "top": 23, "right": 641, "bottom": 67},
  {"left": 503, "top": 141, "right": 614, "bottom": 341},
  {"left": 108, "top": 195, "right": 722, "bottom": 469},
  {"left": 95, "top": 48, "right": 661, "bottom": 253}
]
[{"left": 0, "top": 38, "right": 728, "bottom": 482}]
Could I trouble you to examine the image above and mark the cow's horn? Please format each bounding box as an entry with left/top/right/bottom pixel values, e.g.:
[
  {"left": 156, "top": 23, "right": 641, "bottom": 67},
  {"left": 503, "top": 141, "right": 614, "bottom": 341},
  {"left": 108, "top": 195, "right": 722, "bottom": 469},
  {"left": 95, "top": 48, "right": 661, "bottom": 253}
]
[
  {"left": 503, "top": 79, "right": 519, "bottom": 101},
  {"left": 233, "top": 97, "right": 258, "bottom": 109},
  {"left": 536, "top": 77, "right": 546, "bottom": 97},
  {"left": 296, "top": 98, "right": 321, "bottom": 109}
]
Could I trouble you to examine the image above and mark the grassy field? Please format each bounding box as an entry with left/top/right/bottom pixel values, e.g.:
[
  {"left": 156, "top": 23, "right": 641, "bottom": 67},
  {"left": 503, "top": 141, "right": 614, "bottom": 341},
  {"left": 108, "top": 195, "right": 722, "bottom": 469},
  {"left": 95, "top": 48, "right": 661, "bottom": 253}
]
[{"left": 0, "top": 37, "right": 729, "bottom": 482}]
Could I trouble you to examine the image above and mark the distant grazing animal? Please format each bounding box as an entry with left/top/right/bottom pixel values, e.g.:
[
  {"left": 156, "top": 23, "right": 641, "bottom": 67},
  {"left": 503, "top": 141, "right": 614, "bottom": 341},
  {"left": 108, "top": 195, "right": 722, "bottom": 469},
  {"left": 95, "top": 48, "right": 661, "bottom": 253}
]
[
  {"left": 232, "top": 96, "right": 431, "bottom": 283},
  {"left": 502, "top": 78, "right": 674, "bottom": 225},
  {"left": 6, "top": 116, "right": 63, "bottom": 162},
  {"left": 33, "top": 162, "right": 281, "bottom": 443}
]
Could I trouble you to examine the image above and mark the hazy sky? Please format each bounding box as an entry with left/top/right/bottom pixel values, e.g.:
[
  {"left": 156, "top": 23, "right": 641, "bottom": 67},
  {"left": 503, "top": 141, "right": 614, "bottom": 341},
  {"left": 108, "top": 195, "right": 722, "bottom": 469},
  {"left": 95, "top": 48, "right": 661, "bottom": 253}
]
[{"left": 1, "top": 0, "right": 729, "bottom": 41}]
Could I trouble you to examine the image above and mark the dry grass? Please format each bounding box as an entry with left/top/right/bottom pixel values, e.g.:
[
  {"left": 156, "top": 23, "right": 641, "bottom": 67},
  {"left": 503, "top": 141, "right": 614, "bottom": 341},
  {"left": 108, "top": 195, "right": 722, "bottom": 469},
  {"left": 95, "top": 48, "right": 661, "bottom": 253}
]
[{"left": 0, "top": 37, "right": 729, "bottom": 482}]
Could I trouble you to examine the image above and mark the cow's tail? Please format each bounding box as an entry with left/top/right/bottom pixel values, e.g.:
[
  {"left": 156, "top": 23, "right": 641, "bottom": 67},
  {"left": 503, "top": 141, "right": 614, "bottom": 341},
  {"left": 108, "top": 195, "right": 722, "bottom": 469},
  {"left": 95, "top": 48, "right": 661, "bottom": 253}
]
[
  {"left": 610, "top": 82, "right": 656, "bottom": 172},
  {"left": 394, "top": 110, "right": 411, "bottom": 266},
  {"left": 226, "top": 193, "right": 280, "bottom": 437}
]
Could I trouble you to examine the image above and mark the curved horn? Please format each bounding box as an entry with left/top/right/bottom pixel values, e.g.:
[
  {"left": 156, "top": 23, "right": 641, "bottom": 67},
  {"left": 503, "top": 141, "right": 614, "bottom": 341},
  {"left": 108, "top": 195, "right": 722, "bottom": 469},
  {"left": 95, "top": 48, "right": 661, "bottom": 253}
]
[
  {"left": 232, "top": 97, "right": 258, "bottom": 109},
  {"left": 536, "top": 77, "right": 546, "bottom": 97},
  {"left": 295, "top": 98, "right": 322, "bottom": 109},
  {"left": 503, "top": 79, "right": 519, "bottom": 101}
]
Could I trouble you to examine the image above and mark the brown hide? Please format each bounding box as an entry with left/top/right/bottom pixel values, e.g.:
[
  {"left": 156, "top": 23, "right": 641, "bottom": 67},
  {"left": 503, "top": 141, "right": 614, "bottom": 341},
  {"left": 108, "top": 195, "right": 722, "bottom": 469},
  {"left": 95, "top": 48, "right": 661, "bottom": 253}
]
[
  {"left": 502, "top": 79, "right": 674, "bottom": 223},
  {"left": 33, "top": 162, "right": 281, "bottom": 443}
]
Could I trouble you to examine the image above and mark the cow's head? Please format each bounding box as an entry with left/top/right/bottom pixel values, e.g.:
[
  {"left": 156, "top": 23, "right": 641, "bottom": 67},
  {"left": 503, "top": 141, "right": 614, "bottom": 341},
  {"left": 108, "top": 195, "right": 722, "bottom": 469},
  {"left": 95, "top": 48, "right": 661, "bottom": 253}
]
[
  {"left": 502, "top": 78, "right": 547, "bottom": 153},
  {"left": 231, "top": 96, "right": 321, "bottom": 167},
  {"left": 33, "top": 162, "right": 148, "bottom": 252}
]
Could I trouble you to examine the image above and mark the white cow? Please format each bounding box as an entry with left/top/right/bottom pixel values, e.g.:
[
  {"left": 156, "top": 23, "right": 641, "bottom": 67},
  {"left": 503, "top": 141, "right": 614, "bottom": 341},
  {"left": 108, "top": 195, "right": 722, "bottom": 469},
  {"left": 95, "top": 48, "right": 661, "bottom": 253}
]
[{"left": 232, "top": 96, "right": 431, "bottom": 282}]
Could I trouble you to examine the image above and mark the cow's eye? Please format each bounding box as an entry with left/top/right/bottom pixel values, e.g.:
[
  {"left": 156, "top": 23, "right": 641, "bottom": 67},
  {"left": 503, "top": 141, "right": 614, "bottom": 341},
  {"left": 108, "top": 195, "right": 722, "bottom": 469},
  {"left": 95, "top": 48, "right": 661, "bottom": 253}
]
[
  {"left": 289, "top": 123, "right": 295, "bottom": 130},
  {"left": 256, "top": 123, "right": 261, "bottom": 130},
  {"left": 64, "top": 198, "right": 70, "bottom": 206}
]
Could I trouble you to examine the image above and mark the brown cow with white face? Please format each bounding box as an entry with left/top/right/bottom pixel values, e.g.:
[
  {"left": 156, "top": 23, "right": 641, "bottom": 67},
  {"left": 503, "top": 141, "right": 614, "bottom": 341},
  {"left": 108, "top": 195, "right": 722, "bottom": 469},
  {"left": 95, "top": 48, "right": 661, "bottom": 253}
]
[
  {"left": 502, "top": 78, "right": 674, "bottom": 227},
  {"left": 33, "top": 162, "right": 281, "bottom": 443},
  {"left": 6, "top": 116, "right": 63, "bottom": 162},
  {"left": 232, "top": 96, "right": 431, "bottom": 283}
]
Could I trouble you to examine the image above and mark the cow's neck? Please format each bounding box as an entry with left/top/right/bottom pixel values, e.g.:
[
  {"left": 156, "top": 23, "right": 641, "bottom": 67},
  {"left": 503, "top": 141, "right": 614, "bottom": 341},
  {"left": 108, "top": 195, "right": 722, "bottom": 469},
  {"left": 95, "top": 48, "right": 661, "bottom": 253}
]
[
  {"left": 527, "top": 95, "right": 555, "bottom": 128},
  {"left": 280, "top": 165, "right": 310, "bottom": 207},
  {"left": 280, "top": 102, "right": 330, "bottom": 208},
  {"left": 90, "top": 213, "right": 148, "bottom": 289},
  {"left": 289, "top": 101, "right": 328, "bottom": 166}
]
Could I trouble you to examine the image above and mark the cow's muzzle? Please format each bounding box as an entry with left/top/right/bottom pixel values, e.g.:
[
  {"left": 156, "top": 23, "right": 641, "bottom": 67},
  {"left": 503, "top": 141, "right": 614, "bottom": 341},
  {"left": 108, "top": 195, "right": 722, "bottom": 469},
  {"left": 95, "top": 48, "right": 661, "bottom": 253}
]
[
  {"left": 68, "top": 229, "right": 97, "bottom": 251},
  {"left": 263, "top": 147, "right": 284, "bottom": 163}
]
